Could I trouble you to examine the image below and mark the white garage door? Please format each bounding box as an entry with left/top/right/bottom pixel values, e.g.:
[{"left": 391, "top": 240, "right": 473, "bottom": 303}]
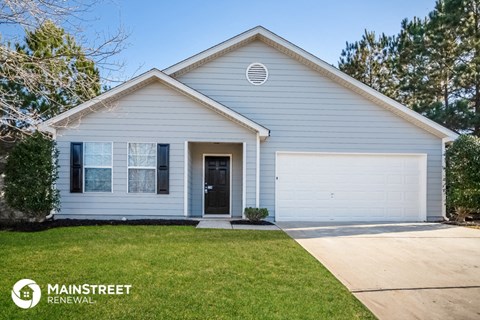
[{"left": 276, "top": 153, "right": 426, "bottom": 222}]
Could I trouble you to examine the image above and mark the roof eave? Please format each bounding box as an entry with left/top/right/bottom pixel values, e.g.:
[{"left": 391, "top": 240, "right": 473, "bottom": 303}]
[
  {"left": 37, "top": 123, "right": 56, "bottom": 135},
  {"left": 163, "top": 26, "right": 262, "bottom": 76}
]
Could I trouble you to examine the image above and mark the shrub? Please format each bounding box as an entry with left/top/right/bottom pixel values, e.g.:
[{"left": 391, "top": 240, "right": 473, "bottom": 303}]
[
  {"left": 446, "top": 135, "right": 480, "bottom": 221},
  {"left": 244, "top": 207, "right": 269, "bottom": 222},
  {"left": 4, "top": 132, "right": 60, "bottom": 221}
]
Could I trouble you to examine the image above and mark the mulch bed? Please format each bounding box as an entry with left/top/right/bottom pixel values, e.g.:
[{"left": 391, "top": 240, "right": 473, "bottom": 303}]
[
  {"left": 230, "top": 220, "right": 274, "bottom": 226},
  {"left": 443, "top": 221, "right": 480, "bottom": 227},
  {"left": 0, "top": 219, "right": 199, "bottom": 232},
  {"left": 441, "top": 213, "right": 480, "bottom": 228}
]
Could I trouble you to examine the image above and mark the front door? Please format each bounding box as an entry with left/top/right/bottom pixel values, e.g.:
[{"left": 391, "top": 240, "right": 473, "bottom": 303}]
[{"left": 204, "top": 156, "right": 230, "bottom": 215}]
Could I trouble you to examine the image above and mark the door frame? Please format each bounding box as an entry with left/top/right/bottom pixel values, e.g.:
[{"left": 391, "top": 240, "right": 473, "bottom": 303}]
[{"left": 202, "top": 154, "right": 233, "bottom": 217}]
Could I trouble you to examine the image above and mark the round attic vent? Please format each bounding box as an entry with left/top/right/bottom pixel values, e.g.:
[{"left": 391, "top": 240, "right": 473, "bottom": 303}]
[{"left": 246, "top": 63, "right": 268, "bottom": 85}]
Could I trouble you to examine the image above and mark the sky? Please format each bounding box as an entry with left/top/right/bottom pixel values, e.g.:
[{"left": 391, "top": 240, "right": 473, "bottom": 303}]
[{"left": 28, "top": 0, "right": 438, "bottom": 82}]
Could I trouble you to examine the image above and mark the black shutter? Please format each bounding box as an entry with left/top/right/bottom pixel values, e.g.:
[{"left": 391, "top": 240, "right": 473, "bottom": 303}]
[
  {"left": 157, "top": 144, "right": 169, "bottom": 194},
  {"left": 70, "top": 142, "right": 83, "bottom": 193}
]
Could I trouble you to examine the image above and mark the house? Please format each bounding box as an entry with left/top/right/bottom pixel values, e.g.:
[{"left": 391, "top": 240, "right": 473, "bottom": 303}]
[
  {"left": 20, "top": 286, "right": 33, "bottom": 300},
  {"left": 39, "top": 26, "right": 458, "bottom": 222}
]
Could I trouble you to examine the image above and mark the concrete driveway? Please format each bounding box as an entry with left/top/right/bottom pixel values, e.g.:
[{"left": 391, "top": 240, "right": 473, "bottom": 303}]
[{"left": 278, "top": 222, "right": 480, "bottom": 320}]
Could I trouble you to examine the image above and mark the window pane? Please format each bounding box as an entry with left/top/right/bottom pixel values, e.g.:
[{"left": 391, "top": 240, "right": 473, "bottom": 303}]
[
  {"left": 128, "top": 169, "right": 155, "bottom": 193},
  {"left": 84, "top": 142, "right": 112, "bottom": 166},
  {"left": 128, "top": 143, "right": 156, "bottom": 167},
  {"left": 85, "top": 168, "right": 112, "bottom": 192}
]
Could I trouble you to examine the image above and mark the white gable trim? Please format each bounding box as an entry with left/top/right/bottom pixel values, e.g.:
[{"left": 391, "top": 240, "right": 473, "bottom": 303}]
[
  {"left": 164, "top": 26, "right": 458, "bottom": 140},
  {"left": 38, "top": 69, "right": 270, "bottom": 138}
]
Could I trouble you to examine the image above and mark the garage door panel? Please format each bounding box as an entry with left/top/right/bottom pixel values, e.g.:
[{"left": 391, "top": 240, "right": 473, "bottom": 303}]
[
  {"left": 386, "top": 208, "right": 403, "bottom": 218},
  {"left": 276, "top": 153, "right": 426, "bottom": 222},
  {"left": 387, "top": 175, "right": 404, "bottom": 184},
  {"left": 405, "top": 175, "right": 421, "bottom": 184},
  {"left": 405, "top": 192, "right": 420, "bottom": 201},
  {"left": 387, "top": 192, "right": 403, "bottom": 201},
  {"left": 341, "top": 192, "right": 386, "bottom": 201}
]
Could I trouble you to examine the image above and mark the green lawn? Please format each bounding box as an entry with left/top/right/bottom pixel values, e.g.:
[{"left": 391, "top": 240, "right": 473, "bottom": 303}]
[{"left": 0, "top": 226, "right": 374, "bottom": 319}]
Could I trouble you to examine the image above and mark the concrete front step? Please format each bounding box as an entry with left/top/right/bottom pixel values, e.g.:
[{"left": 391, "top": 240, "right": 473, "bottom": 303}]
[
  {"left": 196, "top": 220, "right": 280, "bottom": 230},
  {"left": 196, "top": 220, "right": 232, "bottom": 229}
]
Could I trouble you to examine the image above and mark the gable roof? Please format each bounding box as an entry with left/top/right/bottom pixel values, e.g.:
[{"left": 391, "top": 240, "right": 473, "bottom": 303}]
[
  {"left": 164, "top": 26, "right": 458, "bottom": 141},
  {"left": 39, "top": 68, "right": 270, "bottom": 139}
]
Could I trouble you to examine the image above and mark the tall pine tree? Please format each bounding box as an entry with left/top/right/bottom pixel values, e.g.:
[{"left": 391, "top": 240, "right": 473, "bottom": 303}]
[
  {"left": 339, "top": 30, "right": 398, "bottom": 97},
  {"left": 445, "top": 0, "right": 480, "bottom": 135},
  {"left": 425, "top": 0, "right": 469, "bottom": 130},
  {"left": 338, "top": 0, "right": 480, "bottom": 135},
  {"left": 397, "top": 17, "right": 435, "bottom": 110},
  {"left": 1, "top": 21, "right": 100, "bottom": 136}
]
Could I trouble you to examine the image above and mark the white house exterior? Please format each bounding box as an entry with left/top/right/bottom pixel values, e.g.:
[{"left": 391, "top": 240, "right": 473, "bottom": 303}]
[{"left": 39, "top": 26, "right": 458, "bottom": 222}]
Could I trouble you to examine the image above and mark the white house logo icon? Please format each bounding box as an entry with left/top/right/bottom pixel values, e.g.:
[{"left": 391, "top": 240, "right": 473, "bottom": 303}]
[{"left": 11, "top": 279, "right": 41, "bottom": 309}]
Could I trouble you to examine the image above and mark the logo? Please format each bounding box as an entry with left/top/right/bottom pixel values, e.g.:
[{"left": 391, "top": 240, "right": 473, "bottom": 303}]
[{"left": 11, "top": 279, "right": 41, "bottom": 309}]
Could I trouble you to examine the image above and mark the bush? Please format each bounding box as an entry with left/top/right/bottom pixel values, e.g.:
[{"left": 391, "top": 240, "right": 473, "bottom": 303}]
[
  {"left": 446, "top": 135, "right": 480, "bottom": 221},
  {"left": 244, "top": 207, "right": 269, "bottom": 222},
  {"left": 4, "top": 132, "right": 59, "bottom": 221}
]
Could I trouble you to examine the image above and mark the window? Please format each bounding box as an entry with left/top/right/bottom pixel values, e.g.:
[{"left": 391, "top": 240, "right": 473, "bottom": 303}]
[
  {"left": 84, "top": 142, "right": 112, "bottom": 192},
  {"left": 128, "top": 143, "right": 156, "bottom": 193}
]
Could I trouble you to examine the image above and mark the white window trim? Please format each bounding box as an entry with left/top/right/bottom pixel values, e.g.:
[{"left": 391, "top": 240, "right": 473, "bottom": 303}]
[
  {"left": 127, "top": 142, "right": 157, "bottom": 194},
  {"left": 83, "top": 141, "right": 113, "bottom": 193}
]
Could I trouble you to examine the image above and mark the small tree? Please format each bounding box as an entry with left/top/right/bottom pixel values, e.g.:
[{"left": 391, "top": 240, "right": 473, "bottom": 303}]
[
  {"left": 4, "top": 132, "right": 59, "bottom": 221},
  {"left": 446, "top": 135, "right": 480, "bottom": 221}
]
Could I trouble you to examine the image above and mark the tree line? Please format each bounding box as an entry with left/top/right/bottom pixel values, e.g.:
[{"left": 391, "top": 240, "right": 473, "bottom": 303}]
[{"left": 339, "top": 0, "right": 480, "bottom": 136}]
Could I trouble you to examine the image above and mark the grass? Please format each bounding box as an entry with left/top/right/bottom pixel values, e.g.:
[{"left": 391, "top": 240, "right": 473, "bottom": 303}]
[{"left": 0, "top": 226, "right": 375, "bottom": 320}]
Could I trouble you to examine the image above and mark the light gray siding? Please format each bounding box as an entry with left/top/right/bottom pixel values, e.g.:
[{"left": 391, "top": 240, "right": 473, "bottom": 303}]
[
  {"left": 177, "top": 40, "right": 444, "bottom": 220},
  {"left": 55, "top": 81, "right": 257, "bottom": 218}
]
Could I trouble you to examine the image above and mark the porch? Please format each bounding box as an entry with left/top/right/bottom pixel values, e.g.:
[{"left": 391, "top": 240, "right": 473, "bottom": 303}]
[{"left": 185, "top": 141, "right": 257, "bottom": 218}]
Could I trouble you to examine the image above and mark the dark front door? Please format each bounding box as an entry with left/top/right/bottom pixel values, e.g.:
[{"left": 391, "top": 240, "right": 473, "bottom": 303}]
[{"left": 204, "top": 156, "right": 230, "bottom": 215}]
